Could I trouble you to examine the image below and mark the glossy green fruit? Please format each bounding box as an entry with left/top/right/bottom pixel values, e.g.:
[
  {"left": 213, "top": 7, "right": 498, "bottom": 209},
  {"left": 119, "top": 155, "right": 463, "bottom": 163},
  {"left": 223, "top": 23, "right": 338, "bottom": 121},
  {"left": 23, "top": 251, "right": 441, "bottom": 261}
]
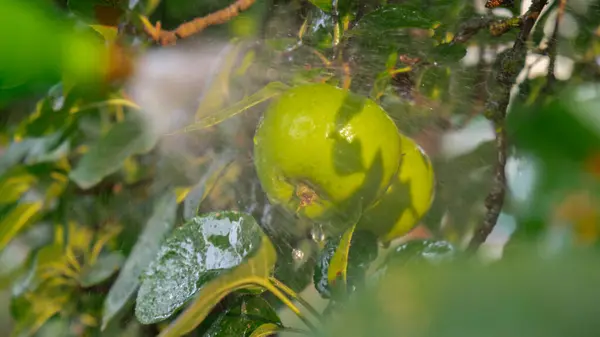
[
  {"left": 356, "top": 136, "right": 435, "bottom": 243},
  {"left": 254, "top": 83, "right": 402, "bottom": 233}
]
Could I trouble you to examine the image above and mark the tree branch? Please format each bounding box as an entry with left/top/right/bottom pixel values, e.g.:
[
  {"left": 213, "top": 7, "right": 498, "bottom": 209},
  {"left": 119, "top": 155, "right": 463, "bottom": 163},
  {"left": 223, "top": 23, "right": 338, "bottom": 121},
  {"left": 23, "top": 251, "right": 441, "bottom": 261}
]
[
  {"left": 545, "top": 0, "right": 567, "bottom": 91},
  {"left": 468, "top": 0, "right": 549, "bottom": 252},
  {"left": 140, "top": 0, "right": 256, "bottom": 46}
]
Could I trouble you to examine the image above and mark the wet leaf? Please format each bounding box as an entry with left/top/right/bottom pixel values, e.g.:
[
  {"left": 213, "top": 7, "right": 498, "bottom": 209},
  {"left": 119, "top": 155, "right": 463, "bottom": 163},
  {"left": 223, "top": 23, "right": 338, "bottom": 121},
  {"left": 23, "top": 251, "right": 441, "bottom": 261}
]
[
  {"left": 102, "top": 191, "right": 178, "bottom": 329},
  {"left": 181, "top": 82, "right": 289, "bottom": 132},
  {"left": 201, "top": 295, "right": 282, "bottom": 337},
  {"left": 0, "top": 202, "right": 43, "bottom": 252},
  {"left": 151, "top": 214, "right": 277, "bottom": 337},
  {"left": 381, "top": 239, "right": 455, "bottom": 269},
  {"left": 79, "top": 252, "right": 125, "bottom": 287},
  {"left": 70, "top": 114, "right": 157, "bottom": 189},
  {"left": 135, "top": 211, "right": 273, "bottom": 326},
  {"left": 314, "top": 226, "right": 378, "bottom": 299}
]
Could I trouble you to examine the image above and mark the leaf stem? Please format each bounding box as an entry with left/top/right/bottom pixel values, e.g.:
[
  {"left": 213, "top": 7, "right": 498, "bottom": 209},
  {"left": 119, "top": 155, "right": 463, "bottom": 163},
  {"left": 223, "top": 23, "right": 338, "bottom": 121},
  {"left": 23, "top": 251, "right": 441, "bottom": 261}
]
[
  {"left": 258, "top": 279, "right": 319, "bottom": 334},
  {"left": 269, "top": 277, "right": 323, "bottom": 323}
]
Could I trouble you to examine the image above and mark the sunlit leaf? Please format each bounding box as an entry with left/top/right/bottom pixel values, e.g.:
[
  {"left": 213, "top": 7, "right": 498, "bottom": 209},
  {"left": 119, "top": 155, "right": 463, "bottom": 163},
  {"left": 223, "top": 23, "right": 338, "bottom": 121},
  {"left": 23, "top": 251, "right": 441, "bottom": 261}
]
[
  {"left": 0, "top": 202, "right": 43, "bottom": 252},
  {"left": 181, "top": 82, "right": 289, "bottom": 132},
  {"left": 79, "top": 252, "right": 125, "bottom": 287},
  {"left": 102, "top": 191, "right": 178, "bottom": 329},
  {"left": 69, "top": 113, "right": 157, "bottom": 189}
]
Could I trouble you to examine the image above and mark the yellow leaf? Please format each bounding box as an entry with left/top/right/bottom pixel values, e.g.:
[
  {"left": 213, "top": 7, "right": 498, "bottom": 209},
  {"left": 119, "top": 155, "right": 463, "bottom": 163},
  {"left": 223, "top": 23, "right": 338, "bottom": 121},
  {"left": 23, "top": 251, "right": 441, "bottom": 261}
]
[{"left": 0, "top": 202, "right": 42, "bottom": 251}]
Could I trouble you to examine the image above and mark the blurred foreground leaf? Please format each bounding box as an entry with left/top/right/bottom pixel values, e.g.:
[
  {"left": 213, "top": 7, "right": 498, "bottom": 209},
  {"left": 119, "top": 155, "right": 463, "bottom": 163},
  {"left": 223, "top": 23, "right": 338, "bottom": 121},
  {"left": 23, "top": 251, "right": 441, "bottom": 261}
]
[
  {"left": 319, "top": 249, "right": 600, "bottom": 337},
  {"left": 0, "top": 0, "right": 106, "bottom": 105}
]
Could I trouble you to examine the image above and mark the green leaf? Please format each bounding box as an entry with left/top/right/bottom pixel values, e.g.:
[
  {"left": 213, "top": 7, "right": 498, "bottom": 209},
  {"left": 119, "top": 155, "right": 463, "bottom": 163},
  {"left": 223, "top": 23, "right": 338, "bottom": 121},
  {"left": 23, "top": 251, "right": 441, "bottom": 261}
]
[
  {"left": 135, "top": 211, "right": 269, "bottom": 324},
  {"left": 314, "top": 226, "right": 378, "bottom": 299},
  {"left": 79, "top": 252, "right": 125, "bottom": 287},
  {"left": 431, "top": 43, "right": 467, "bottom": 63},
  {"left": 102, "top": 191, "right": 178, "bottom": 329},
  {"left": 181, "top": 82, "right": 289, "bottom": 133},
  {"left": 381, "top": 239, "right": 455, "bottom": 269},
  {"left": 10, "top": 287, "right": 71, "bottom": 337},
  {"left": 195, "top": 43, "right": 250, "bottom": 120},
  {"left": 142, "top": 213, "right": 277, "bottom": 337},
  {"left": 353, "top": 5, "right": 436, "bottom": 34},
  {"left": 0, "top": 168, "right": 37, "bottom": 204},
  {"left": 308, "top": 0, "right": 332, "bottom": 12},
  {"left": 201, "top": 295, "right": 282, "bottom": 337},
  {"left": 69, "top": 113, "right": 157, "bottom": 189},
  {"left": 11, "top": 244, "right": 64, "bottom": 298},
  {"left": 508, "top": 83, "right": 600, "bottom": 166},
  {"left": 0, "top": 132, "right": 67, "bottom": 177},
  {"left": 0, "top": 202, "right": 43, "bottom": 252},
  {"left": 183, "top": 152, "right": 236, "bottom": 221},
  {"left": 0, "top": 0, "right": 105, "bottom": 105}
]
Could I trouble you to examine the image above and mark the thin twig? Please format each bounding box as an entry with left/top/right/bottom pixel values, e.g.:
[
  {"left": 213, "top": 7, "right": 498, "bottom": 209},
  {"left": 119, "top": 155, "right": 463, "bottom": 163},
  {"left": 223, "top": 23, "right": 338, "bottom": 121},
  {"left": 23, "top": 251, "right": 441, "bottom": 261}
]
[
  {"left": 141, "top": 0, "right": 256, "bottom": 45},
  {"left": 468, "top": 0, "right": 549, "bottom": 252}
]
